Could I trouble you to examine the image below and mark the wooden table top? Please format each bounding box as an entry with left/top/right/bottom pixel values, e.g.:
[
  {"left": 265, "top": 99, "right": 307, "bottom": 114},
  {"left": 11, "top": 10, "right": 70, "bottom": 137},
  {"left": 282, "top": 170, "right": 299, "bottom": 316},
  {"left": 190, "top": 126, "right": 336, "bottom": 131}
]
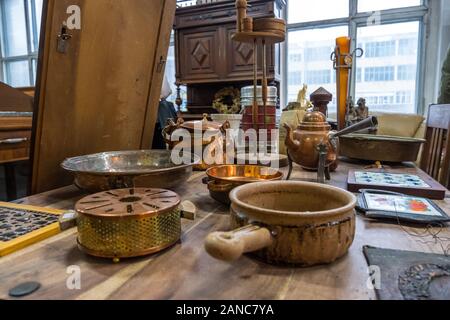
[{"left": 0, "top": 160, "right": 449, "bottom": 300}]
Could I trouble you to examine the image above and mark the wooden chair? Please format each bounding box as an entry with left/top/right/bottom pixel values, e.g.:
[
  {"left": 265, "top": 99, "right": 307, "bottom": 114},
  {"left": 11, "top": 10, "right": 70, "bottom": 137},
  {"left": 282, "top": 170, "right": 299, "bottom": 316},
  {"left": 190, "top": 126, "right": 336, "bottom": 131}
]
[{"left": 420, "top": 104, "right": 450, "bottom": 189}]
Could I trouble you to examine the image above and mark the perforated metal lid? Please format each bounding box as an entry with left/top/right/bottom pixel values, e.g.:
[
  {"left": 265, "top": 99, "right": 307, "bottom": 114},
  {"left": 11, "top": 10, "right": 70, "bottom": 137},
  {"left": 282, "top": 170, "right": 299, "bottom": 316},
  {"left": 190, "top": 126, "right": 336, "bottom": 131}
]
[{"left": 75, "top": 188, "right": 180, "bottom": 218}]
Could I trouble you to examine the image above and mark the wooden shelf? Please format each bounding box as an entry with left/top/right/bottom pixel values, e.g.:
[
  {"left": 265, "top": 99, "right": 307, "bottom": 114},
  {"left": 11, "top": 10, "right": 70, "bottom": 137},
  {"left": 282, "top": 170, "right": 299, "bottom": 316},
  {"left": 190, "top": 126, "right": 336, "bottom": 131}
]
[{"left": 232, "top": 31, "right": 285, "bottom": 44}]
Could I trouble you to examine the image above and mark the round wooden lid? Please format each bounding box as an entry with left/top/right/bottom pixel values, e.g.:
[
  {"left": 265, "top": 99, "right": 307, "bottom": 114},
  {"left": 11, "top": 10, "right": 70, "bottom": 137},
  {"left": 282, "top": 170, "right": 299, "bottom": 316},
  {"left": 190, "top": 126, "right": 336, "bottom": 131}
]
[{"left": 75, "top": 188, "right": 180, "bottom": 218}]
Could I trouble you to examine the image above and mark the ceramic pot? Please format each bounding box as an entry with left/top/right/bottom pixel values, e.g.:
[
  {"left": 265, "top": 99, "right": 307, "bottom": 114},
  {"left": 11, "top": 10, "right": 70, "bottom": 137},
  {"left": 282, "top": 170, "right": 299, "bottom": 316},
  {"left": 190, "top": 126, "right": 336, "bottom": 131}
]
[{"left": 205, "top": 181, "right": 357, "bottom": 266}]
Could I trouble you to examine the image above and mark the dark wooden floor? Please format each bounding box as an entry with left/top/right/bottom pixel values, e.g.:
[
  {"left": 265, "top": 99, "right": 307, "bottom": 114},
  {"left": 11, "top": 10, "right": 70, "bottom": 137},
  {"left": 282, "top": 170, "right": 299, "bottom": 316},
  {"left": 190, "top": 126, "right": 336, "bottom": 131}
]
[{"left": 0, "top": 162, "right": 29, "bottom": 201}]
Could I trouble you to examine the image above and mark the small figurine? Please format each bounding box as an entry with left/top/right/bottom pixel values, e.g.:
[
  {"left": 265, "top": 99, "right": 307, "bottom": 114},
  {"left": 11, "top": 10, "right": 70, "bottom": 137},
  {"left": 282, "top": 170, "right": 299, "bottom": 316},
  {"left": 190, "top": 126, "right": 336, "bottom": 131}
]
[
  {"left": 356, "top": 97, "right": 369, "bottom": 121},
  {"left": 346, "top": 96, "right": 358, "bottom": 124},
  {"left": 285, "top": 84, "right": 313, "bottom": 111}
]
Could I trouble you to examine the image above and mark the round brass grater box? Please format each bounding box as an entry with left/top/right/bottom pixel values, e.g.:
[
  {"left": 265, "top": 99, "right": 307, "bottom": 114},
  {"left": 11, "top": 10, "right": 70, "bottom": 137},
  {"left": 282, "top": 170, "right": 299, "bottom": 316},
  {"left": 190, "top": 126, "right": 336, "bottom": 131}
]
[{"left": 75, "top": 188, "right": 182, "bottom": 260}]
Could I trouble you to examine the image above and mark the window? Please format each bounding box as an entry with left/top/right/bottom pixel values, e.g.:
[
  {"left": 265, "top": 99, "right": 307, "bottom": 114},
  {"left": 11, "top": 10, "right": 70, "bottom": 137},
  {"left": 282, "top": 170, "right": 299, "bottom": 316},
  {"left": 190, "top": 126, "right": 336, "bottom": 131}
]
[
  {"left": 288, "top": 71, "right": 302, "bottom": 85},
  {"left": 398, "top": 38, "right": 418, "bottom": 55},
  {"left": 288, "top": 0, "right": 349, "bottom": 24},
  {"left": 305, "top": 46, "right": 332, "bottom": 62},
  {"left": 355, "top": 21, "right": 420, "bottom": 113},
  {"left": 396, "top": 91, "right": 413, "bottom": 104},
  {"left": 365, "top": 66, "right": 395, "bottom": 82},
  {"left": 0, "top": 0, "right": 43, "bottom": 87},
  {"left": 365, "top": 41, "right": 396, "bottom": 58},
  {"left": 356, "top": 68, "right": 362, "bottom": 82},
  {"left": 397, "top": 65, "right": 416, "bottom": 80},
  {"left": 286, "top": 1, "right": 427, "bottom": 114},
  {"left": 358, "top": 0, "right": 421, "bottom": 13},
  {"left": 287, "top": 26, "right": 348, "bottom": 104},
  {"left": 290, "top": 54, "right": 302, "bottom": 62},
  {"left": 306, "top": 70, "right": 331, "bottom": 85}
]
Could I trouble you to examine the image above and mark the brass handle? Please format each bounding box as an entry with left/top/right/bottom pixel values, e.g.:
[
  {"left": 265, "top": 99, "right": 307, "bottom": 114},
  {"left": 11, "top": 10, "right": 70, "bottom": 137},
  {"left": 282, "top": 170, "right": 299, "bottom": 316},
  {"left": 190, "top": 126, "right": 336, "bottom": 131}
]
[
  {"left": 0, "top": 138, "right": 28, "bottom": 145},
  {"left": 205, "top": 224, "right": 273, "bottom": 261}
]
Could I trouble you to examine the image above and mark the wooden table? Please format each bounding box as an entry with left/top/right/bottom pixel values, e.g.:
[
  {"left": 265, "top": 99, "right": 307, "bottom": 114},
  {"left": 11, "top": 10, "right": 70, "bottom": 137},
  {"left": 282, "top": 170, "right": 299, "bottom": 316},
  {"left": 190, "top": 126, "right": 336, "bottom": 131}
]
[{"left": 0, "top": 161, "right": 449, "bottom": 300}]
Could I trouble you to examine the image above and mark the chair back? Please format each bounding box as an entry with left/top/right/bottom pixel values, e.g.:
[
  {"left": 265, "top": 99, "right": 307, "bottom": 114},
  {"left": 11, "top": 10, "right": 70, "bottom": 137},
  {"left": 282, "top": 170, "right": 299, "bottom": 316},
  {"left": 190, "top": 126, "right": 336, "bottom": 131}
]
[{"left": 420, "top": 104, "right": 450, "bottom": 189}]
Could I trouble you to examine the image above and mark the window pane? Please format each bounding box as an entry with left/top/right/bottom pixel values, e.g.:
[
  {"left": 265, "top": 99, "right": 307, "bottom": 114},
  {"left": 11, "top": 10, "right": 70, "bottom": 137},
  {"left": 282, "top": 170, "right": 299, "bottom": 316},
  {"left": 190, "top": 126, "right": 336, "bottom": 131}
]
[
  {"left": 288, "top": 0, "right": 349, "bottom": 24},
  {"left": 2, "top": 0, "right": 28, "bottom": 57},
  {"left": 358, "top": 0, "right": 421, "bottom": 13},
  {"left": 32, "top": 58, "right": 37, "bottom": 85},
  {"left": 35, "top": 0, "right": 43, "bottom": 32},
  {"left": 356, "top": 22, "right": 420, "bottom": 113},
  {"left": 287, "top": 26, "right": 348, "bottom": 109},
  {"left": 5, "top": 60, "right": 31, "bottom": 87}
]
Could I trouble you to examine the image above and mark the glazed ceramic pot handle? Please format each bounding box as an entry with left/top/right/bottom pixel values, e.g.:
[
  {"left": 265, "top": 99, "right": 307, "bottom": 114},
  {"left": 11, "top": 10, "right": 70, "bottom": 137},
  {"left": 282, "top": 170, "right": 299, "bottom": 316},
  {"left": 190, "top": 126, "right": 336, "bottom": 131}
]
[{"left": 205, "top": 224, "right": 273, "bottom": 262}]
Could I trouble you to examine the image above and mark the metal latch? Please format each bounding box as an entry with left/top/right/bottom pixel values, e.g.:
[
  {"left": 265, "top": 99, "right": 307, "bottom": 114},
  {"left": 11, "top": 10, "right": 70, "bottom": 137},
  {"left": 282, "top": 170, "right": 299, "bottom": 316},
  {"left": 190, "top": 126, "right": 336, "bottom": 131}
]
[
  {"left": 57, "top": 23, "right": 72, "bottom": 53},
  {"left": 156, "top": 56, "right": 167, "bottom": 73}
]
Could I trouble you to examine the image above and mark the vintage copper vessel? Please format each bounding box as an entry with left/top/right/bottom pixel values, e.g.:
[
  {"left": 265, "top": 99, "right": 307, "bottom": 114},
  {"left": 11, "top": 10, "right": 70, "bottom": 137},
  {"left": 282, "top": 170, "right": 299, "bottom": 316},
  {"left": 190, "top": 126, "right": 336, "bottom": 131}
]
[
  {"left": 284, "top": 111, "right": 377, "bottom": 171},
  {"left": 163, "top": 114, "right": 230, "bottom": 170}
]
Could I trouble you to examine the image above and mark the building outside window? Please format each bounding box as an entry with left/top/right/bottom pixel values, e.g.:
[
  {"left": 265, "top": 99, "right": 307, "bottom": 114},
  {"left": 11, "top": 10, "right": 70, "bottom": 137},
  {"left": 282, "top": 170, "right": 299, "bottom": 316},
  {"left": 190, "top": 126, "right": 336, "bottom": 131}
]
[
  {"left": 306, "top": 70, "right": 331, "bottom": 85},
  {"left": 365, "top": 40, "right": 396, "bottom": 58},
  {"left": 397, "top": 64, "right": 417, "bottom": 80},
  {"left": 0, "top": 0, "right": 43, "bottom": 87},
  {"left": 365, "top": 66, "right": 395, "bottom": 82},
  {"left": 286, "top": 0, "right": 427, "bottom": 114}
]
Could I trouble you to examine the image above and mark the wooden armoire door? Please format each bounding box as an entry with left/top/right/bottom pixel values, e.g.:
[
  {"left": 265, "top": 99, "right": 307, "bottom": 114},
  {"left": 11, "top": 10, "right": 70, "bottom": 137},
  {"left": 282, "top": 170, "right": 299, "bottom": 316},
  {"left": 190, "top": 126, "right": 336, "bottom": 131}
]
[
  {"left": 31, "top": 0, "right": 176, "bottom": 193},
  {"left": 178, "top": 25, "right": 223, "bottom": 83}
]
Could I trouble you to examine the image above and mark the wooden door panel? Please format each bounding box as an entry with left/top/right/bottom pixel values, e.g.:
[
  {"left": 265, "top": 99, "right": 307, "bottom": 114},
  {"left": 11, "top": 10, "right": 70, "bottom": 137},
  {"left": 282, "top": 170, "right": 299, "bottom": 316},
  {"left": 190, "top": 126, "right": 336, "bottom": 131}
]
[
  {"left": 32, "top": 0, "right": 175, "bottom": 193},
  {"left": 179, "top": 27, "right": 221, "bottom": 81},
  {"left": 225, "top": 25, "right": 275, "bottom": 80}
]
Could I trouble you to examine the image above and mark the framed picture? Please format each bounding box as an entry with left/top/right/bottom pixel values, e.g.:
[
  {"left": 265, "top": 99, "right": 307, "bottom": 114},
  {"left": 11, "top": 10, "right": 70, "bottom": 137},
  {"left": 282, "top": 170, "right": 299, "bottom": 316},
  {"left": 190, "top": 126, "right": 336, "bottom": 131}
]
[
  {"left": 357, "top": 189, "right": 450, "bottom": 224},
  {"left": 347, "top": 169, "right": 447, "bottom": 200}
]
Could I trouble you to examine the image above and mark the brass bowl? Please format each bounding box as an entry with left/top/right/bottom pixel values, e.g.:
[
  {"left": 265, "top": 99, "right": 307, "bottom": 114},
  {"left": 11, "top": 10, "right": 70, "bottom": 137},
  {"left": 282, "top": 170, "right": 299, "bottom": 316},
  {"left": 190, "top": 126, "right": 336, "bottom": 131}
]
[
  {"left": 61, "top": 150, "right": 200, "bottom": 193},
  {"left": 205, "top": 165, "right": 284, "bottom": 205},
  {"left": 339, "top": 134, "right": 426, "bottom": 162}
]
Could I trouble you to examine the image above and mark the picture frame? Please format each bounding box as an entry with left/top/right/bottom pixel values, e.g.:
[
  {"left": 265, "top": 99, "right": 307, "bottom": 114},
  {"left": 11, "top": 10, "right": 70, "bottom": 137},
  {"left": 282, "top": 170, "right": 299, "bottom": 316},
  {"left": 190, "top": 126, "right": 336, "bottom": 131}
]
[
  {"left": 356, "top": 189, "right": 450, "bottom": 224},
  {"left": 347, "top": 169, "right": 447, "bottom": 200}
]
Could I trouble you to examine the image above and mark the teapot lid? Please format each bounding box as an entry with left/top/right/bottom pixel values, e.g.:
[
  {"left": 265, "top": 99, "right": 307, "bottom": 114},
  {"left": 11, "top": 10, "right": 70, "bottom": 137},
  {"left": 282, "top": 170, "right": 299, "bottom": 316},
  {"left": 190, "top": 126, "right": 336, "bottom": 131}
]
[
  {"left": 299, "top": 110, "right": 331, "bottom": 131},
  {"left": 302, "top": 111, "right": 327, "bottom": 123},
  {"left": 181, "top": 114, "right": 223, "bottom": 132}
]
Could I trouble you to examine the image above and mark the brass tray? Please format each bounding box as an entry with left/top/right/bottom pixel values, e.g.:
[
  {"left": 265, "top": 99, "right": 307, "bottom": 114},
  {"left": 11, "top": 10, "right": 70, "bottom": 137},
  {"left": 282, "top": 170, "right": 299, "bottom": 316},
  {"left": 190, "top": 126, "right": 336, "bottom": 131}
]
[
  {"left": 339, "top": 134, "right": 426, "bottom": 162},
  {"left": 61, "top": 150, "right": 200, "bottom": 193}
]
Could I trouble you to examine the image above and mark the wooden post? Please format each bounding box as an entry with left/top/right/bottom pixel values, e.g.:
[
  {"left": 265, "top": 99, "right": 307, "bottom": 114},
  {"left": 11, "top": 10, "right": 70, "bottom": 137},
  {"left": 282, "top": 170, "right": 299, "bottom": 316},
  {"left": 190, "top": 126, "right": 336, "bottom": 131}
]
[
  {"left": 236, "top": 0, "right": 247, "bottom": 32},
  {"left": 253, "top": 39, "right": 258, "bottom": 131}
]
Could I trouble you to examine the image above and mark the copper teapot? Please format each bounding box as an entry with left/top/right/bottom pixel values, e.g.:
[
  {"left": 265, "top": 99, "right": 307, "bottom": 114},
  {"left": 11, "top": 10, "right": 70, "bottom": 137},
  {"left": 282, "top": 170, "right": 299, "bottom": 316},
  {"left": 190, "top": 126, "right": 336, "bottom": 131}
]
[{"left": 284, "top": 111, "right": 377, "bottom": 171}]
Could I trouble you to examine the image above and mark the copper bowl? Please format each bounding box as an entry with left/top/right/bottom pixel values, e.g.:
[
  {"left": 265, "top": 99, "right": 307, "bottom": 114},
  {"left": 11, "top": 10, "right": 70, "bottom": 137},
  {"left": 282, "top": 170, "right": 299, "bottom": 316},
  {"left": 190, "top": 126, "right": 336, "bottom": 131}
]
[{"left": 204, "top": 165, "right": 284, "bottom": 205}]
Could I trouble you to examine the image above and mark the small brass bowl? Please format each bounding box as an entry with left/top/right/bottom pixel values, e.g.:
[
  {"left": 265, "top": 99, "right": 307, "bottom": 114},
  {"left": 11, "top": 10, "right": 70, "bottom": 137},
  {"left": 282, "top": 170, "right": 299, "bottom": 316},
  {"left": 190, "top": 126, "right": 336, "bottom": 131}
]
[{"left": 204, "top": 165, "right": 283, "bottom": 205}]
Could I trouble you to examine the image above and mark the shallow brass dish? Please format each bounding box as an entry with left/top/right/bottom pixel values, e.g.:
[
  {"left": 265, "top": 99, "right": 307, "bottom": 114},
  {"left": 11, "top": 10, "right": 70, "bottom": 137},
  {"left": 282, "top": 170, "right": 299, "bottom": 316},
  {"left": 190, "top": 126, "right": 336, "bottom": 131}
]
[
  {"left": 339, "top": 134, "right": 426, "bottom": 162},
  {"left": 204, "top": 165, "right": 284, "bottom": 205},
  {"left": 61, "top": 150, "right": 200, "bottom": 193}
]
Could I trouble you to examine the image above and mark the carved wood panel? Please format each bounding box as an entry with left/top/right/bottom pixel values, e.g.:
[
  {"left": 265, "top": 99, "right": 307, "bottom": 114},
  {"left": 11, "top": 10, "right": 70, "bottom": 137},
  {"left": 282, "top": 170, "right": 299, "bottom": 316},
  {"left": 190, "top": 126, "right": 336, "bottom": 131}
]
[
  {"left": 225, "top": 24, "right": 276, "bottom": 80},
  {"left": 179, "top": 28, "right": 221, "bottom": 81}
]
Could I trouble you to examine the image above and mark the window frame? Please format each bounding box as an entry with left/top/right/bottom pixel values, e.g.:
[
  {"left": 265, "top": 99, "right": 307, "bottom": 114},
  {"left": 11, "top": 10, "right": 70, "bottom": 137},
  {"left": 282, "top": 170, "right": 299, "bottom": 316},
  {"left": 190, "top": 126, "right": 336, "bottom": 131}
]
[
  {"left": 0, "top": 0, "right": 41, "bottom": 87},
  {"left": 284, "top": 0, "right": 429, "bottom": 115}
]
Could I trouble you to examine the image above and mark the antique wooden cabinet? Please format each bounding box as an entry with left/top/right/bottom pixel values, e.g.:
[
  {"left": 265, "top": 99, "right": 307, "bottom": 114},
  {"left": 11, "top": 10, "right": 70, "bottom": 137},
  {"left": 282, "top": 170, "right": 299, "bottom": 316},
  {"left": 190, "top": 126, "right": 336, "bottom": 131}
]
[
  {"left": 31, "top": 0, "right": 176, "bottom": 193},
  {"left": 174, "top": 0, "right": 285, "bottom": 115}
]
